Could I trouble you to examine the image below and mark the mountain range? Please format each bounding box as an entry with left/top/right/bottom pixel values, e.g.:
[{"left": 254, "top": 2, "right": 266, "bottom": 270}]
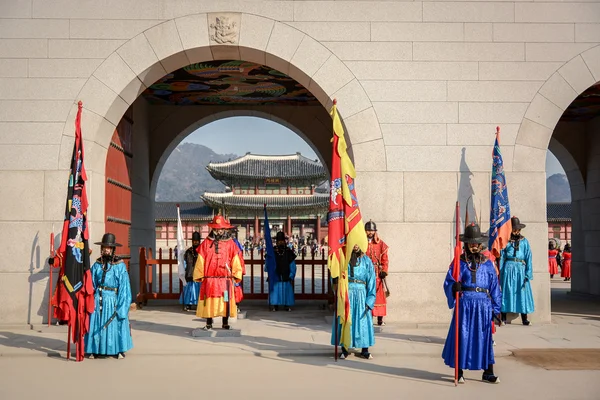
[
  {"left": 155, "top": 143, "right": 238, "bottom": 202},
  {"left": 155, "top": 143, "right": 572, "bottom": 203}
]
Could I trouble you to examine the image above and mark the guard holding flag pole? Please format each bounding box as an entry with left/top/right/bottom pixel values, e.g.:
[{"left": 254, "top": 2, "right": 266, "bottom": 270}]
[
  {"left": 327, "top": 99, "right": 371, "bottom": 361},
  {"left": 180, "top": 231, "right": 201, "bottom": 311},
  {"left": 442, "top": 222, "right": 502, "bottom": 384},
  {"left": 84, "top": 233, "right": 133, "bottom": 359}
]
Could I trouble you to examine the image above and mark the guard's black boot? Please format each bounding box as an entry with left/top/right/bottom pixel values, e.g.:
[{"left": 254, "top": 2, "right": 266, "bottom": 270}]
[
  {"left": 360, "top": 347, "right": 373, "bottom": 360},
  {"left": 377, "top": 316, "right": 385, "bottom": 326},
  {"left": 458, "top": 369, "right": 465, "bottom": 384},
  {"left": 482, "top": 365, "right": 500, "bottom": 384},
  {"left": 521, "top": 313, "right": 531, "bottom": 326},
  {"left": 501, "top": 312, "right": 507, "bottom": 325},
  {"left": 222, "top": 317, "right": 231, "bottom": 330},
  {"left": 204, "top": 318, "right": 213, "bottom": 330},
  {"left": 340, "top": 347, "right": 349, "bottom": 359}
]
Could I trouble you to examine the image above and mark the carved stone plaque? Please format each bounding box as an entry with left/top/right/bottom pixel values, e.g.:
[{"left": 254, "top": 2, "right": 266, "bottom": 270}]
[{"left": 208, "top": 13, "right": 241, "bottom": 45}]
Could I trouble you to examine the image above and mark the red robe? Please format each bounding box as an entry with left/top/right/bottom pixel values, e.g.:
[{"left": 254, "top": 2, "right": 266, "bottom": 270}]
[
  {"left": 548, "top": 249, "right": 559, "bottom": 275},
  {"left": 366, "top": 235, "right": 389, "bottom": 317},
  {"left": 193, "top": 237, "right": 243, "bottom": 318},
  {"left": 561, "top": 251, "right": 572, "bottom": 278}
]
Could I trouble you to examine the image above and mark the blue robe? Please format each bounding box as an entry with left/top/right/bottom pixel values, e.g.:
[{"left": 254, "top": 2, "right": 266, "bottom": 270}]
[
  {"left": 442, "top": 258, "right": 501, "bottom": 370},
  {"left": 84, "top": 259, "right": 133, "bottom": 355},
  {"left": 499, "top": 238, "right": 535, "bottom": 314},
  {"left": 331, "top": 255, "right": 377, "bottom": 349},
  {"left": 179, "top": 281, "right": 200, "bottom": 305},
  {"left": 266, "top": 260, "right": 297, "bottom": 306}
]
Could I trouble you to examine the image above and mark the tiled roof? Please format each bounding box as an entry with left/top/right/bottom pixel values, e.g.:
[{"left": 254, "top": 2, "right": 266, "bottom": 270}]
[
  {"left": 206, "top": 152, "right": 326, "bottom": 181},
  {"left": 155, "top": 202, "right": 214, "bottom": 221},
  {"left": 201, "top": 192, "right": 329, "bottom": 211},
  {"left": 547, "top": 203, "right": 572, "bottom": 222}
]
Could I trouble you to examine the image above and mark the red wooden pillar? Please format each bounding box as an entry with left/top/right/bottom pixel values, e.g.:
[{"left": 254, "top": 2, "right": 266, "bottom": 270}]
[
  {"left": 287, "top": 215, "right": 292, "bottom": 237},
  {"left": 254, "top": 215, "right": 259, "bottom": 243}
]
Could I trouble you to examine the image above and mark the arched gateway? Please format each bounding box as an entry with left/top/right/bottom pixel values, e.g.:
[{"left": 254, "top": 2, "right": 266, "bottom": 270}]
[{"left": 3, "top": 5, "right": 600, "bottom": 326}]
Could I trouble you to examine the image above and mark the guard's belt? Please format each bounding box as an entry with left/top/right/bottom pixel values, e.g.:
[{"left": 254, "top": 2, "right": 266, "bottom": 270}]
[
  {"left": 506, "top": 257, "right": 525, "bottom": 263},
  {"left": 461, "top": 286, "right": 489, "bottom": 294},
  {"left": 98, "top": 285, "right": 118, "bottom": 292},
  {"left": 348, "top": 278, "right": 366, "bottom": 284}
]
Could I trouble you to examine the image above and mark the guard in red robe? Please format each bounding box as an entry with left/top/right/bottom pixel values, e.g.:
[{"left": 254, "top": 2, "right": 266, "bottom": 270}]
[
  {"left": 561, "top": 243, "right": 572, "bottom": 281},
  {"left": 548, "top": 242, "right": 559, "bottom": 278},
  {"left": 364, "top": 220, "right": 390, "bottom": 326},
  {"left": 193, "top": 215, "right": 243, "bottom": 330}
]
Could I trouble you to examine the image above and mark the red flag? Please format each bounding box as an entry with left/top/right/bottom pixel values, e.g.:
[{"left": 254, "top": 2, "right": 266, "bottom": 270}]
[
  {"left": 328, "top": 100, "right": 368, "bottom": 351},
  {"left": 52, "top": 101, "right": 94, "bottom": 361}
]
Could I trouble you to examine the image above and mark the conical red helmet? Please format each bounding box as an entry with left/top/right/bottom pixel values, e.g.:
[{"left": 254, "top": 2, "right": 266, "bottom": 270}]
[{"left": 208, "top": 215, "right": 232, "bottom": 229}]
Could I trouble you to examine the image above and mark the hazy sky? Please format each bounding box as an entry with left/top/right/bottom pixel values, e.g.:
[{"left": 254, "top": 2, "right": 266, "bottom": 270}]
[
  {"left": 183, "top": 116, "right": 318, "bottom": 159},
  {"left": 183, "top": 116, "right": 566, "bottom": 177}
]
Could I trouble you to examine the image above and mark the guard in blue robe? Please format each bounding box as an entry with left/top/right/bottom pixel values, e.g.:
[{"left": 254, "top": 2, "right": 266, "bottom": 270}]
[
  {"left": 266, "top": 232, "right": 297, "bottom": 311},
  {"left": 84, "top": 233, "right": 133, "bottom": 359},
  {"left": 180, "top": 231, "right": 201, "bottom": 311},
  {"left": 442, "top": 224, "right": 502, "bottom": 383},
  {"left": 499, "top": 217, "right": 534, "bottom": 325},
  {"left": 331, "top": 245, "right": 377, "bottom": 360}
]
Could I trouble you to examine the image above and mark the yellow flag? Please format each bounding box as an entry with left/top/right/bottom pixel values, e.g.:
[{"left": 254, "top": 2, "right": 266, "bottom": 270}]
[{"left": 328, "top": 101, "right": 368, "bottom": 349}]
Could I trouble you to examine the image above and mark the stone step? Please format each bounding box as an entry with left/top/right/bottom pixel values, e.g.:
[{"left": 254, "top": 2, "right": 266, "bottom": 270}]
[{"left": 191, "top": 328, "right": 242, "bottom": 338}]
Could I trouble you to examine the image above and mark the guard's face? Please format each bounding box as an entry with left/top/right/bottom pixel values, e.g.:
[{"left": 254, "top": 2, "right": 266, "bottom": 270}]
[
  {"left": 353, "top": 244, "right": 360, "bottom": 252},
  {"left": 366, "top": 230, "right": 375, "bottom": 239},
  {"left": 512, "top": 228, "right": 521, "bottom": 235},
  {"left": 468, "top": 243, "right": 481, "bottom": 253},
  {"left": 101, "top": 246, "right": 112, "bottom": 256},
  {"left": 192, "top": 240, "right": 200, "bottom": 248},
  {"left": 276, "top": 240, "right": 286, "bottom": 247},
  {"left": 215, "top": 229, "right": 225, "bottom": 236}
]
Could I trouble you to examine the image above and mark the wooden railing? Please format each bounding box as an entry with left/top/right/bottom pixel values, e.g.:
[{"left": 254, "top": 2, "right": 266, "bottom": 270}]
[{"left": 136, "top": 246, "right": 331, "bottom": 307}]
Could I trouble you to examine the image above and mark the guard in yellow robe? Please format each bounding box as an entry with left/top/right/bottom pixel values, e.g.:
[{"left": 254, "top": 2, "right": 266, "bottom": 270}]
[{"left": 193, "top": 215, "right": 243, "bottom": 330}]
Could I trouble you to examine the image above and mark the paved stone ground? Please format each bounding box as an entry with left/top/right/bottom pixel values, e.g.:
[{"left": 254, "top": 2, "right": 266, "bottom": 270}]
[{"left": 1, "top": 280, "right": 599, "bottom": 399}]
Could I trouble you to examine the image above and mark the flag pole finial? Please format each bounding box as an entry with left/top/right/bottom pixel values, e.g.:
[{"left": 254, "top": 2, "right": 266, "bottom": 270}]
[
  {"left": 77, "top": 100, "right": 82, "bottom": 108},
  {"left": 332, "top": 98, "right": 337, "bottom": 105},
  {"left": 176, "top": 203, "right": 180, "bottom": 208}
]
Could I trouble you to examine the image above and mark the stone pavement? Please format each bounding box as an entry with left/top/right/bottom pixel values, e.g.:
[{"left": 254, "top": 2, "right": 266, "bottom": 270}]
[
  {"left": 0, "top": 281, "right": 598, "bottom": 360},
  {"left": 1, "top": 282, "right": 600, "bottom": 399}
]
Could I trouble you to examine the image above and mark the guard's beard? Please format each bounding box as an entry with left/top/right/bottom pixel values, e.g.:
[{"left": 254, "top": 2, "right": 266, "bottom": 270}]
[
  {"left": 350, "top": 249, "right": 362, "bottom": 267},
  {"left": 511, "top": 233, "right": 522, "bottom": 241}
]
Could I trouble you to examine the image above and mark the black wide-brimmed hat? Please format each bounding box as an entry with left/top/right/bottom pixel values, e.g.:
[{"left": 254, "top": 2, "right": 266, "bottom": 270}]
[
  {"left": 275, "top": 231, "right": 286, "bottom": 242},
  {"left": 511, "top": 216, "right": 526, "bottom": 230},
  {"left": 94, "top": 233, "right": 122, "bottom": 247},
  {"left": 191, "top": 231, "right": 201, "bottom": 241},
  {"left": 365, "top": 220, "right": 377, "bottom": 231},
  {"left": 460, "top": 223, "right": 487, "bottom": 244}
]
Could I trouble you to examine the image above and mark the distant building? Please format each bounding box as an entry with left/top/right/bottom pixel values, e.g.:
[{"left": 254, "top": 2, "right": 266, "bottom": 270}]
[
  {"left": 547, "top": 203, "right": 572, "bottom": 244},
  {"left": 155, "top": 153, "right": 328, "bottom": 250},
  {"left": 201, "top": 152, "right": 328, "bottom": 243}
]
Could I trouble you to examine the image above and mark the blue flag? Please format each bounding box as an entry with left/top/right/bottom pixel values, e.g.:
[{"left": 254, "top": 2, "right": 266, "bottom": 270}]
[
  {"left": 263, "top": 205, "right": 278, "bottom": 293},
  {"left": 488, "top": 128, "right": 512, "bottom": 259}
]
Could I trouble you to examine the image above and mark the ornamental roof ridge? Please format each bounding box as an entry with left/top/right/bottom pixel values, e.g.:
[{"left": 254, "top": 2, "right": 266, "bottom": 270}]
[{"left": 205, "top": 152, "right": 326, "bottom": 180}]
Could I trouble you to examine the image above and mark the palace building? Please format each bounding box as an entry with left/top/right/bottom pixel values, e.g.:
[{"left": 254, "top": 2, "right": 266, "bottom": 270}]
[{"left": 202, "top": 152, "right": 328, "bottom": 242}]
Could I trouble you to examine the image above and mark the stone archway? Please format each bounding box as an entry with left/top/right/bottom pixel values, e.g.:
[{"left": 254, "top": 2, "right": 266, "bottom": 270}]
[
  {"left": 514, "top": 44, "right": 600, "bottom": 297},
  {"left": 57, "top": 12, "right": 385, "bottom": 242}
]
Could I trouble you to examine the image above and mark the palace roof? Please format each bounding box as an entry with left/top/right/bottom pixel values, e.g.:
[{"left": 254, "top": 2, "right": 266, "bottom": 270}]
[
  {"left": 547, "top": 202, "right": 572, "bottom": 222},
  {"left": 201, "top": 192, "right": 329, "bottom": 211},
  {"left": 155, "top": 202, "right": 214, "bottom": 222},
  {"left": 206, "top": 152, "right": 327, "bottom": 182}
]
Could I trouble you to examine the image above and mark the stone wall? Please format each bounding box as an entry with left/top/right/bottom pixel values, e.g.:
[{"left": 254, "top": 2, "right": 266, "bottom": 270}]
[{"left": 1, "top": 1, "right": 599, "bottom": 324}]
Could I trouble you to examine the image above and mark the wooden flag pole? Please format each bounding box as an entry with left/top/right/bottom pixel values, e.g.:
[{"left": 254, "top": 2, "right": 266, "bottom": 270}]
[
  {"left": 453, "top": 201, "right": 461, "bottom": 386},
  {"left": 48, "top": 228, "right": 54, "bottom": 327}
]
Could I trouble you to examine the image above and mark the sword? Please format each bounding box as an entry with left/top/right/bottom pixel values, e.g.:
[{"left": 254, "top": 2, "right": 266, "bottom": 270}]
[{"left": 102, "top": 311, "right": 118, "bottom": 330}]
